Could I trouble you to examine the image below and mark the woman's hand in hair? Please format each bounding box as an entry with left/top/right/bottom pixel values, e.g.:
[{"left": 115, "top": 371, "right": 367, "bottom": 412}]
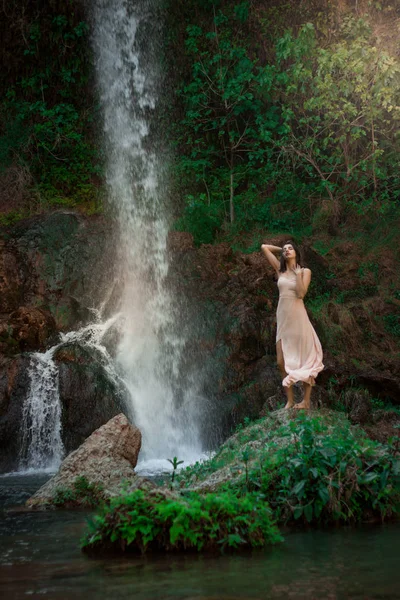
[{"left": 261, "top": 244, "right": 281, "bottom": 272}]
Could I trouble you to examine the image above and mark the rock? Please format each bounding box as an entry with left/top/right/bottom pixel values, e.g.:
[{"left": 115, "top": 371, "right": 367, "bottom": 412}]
[
  {"left": 54, "top": 342, "right": 128, "bottom": 453},
  {"left": 260, "top": 393, "right": 283, "bottom": 416},
  {"left": 345, "top": 389, "right": 373, "bottom": 425},
  {"left": 2, "top": 212, "right": 117, "bottom": 331},
  {"left": 363, "top": 409, "right": 400, "bottom": 444},
  {"left": 186, "top": 409, "right": 302, "bottom": 493},
  {"left": 0, "top": 355, "right": 31, "bottom": 472},
  {"left": 9, "top": 306, "right": 57, "bottom": 352},
  {"left": 26, "top": 414, "right": 142, "bottom": 508},
  {"left": 0, "top": 240, "right": 25, "bottom": 313},
  {"left": 357, "top": 371, "right": 400, "bottom": 405},
  {"left": 0, "top": 340, "right": 128, "bottom": 474}
]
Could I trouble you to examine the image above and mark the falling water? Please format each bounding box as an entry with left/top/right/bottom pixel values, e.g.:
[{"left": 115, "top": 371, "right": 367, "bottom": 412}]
[
  {"left": 91, "top": 0, "right": 204, "bottom": 466},
  {"left": 19, "top": 349, "right": 64, "bottom": 472},
  {"left": 19, "top": 315, "right": 122, "bottom": 472}
]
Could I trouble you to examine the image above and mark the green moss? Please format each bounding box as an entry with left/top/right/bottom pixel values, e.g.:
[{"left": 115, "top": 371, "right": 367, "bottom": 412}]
[{"left": 52, "top": 476, "right": 105, "bottom": 509}]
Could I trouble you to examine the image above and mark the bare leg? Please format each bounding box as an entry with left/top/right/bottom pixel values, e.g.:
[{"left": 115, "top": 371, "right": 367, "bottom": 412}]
[
  {"left": 276, "top": 341, "right": 295, "bottom": 409},
  {"left": 295, "top": 383, "right": 312, "bottom": 409}
]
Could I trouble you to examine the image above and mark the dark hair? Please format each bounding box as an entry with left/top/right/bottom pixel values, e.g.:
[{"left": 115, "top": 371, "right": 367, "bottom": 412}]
[{"left": 279, "top": 240, "right": 304, "bottom": 273}]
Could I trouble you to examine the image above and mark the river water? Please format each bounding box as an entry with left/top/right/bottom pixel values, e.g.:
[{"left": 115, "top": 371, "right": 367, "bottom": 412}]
[{"left": 1, "top": 474, "right": 400, "bottom": 600}]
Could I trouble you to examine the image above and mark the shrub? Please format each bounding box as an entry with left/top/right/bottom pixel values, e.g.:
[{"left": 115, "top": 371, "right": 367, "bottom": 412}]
[
  {"left": 230, "top": 413, "right": 400, "bottom": 525},
  {"left": 174, "top": 195, "right": 222, "bottom": 245},
  {"left": 178, "top": 412, "right": 400, "bottom": 526},
  {"left": 82, "top": 488, "right": 282, "bottom": 554}
]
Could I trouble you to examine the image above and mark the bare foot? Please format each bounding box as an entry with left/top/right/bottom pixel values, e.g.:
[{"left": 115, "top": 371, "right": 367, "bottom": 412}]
[
  {"left": 285, "top": 401, "right": 295, "bottom": 409},
  {"left": 294, "top": 401, "right": 310, "bottom": 410}
]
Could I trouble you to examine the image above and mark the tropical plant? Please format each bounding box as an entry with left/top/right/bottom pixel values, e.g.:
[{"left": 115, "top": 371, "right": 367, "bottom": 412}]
[
  {"left": 167, "top": 456, "right": 185, "bottom": 484},
  {"left": 82, "top": 488, "right": 282, "bottom": 554},
  {"left": 179, "top": 412, "right": 400, "bottom": 525},
  {"left": 234, "top": 413, "right": 400, "bottom": 524}
]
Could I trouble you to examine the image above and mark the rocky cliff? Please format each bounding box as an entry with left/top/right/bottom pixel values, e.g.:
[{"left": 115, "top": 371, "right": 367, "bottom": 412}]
[
  {"left": 1, "top": 212, "right": 399, "bottom": 472},
  {"left": 0, "top": 212, "right": 124, "bottom": 472}
]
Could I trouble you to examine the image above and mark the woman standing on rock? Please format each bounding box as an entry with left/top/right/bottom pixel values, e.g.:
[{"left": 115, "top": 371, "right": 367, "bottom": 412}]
[{"left": 261, "top": 241, "right": 324, "bottom": 409}]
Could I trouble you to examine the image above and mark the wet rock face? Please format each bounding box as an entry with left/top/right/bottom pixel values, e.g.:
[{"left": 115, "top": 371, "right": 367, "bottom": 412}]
[
  {"left": 0, "top": 212, "right": 123, "bottom": 473},
  {"left": 167, "top": 233, "right": 300, "bottom": 428},
  {"left": 26, "top": 414, "right": 142, "bottom": 508},
  {"left": 8, "top": 307, "right": 57, "bottom": 352},
  {"left": 0, "top": 240, "right": 25, "bottom": 313},
  {"left": 167, "top": 231, "right": 400, "bottom": 429},
  {"left": 0, "top": 356, "right": 31, "bottom": 473},
  {"left": 54, "top": 342, "right": 128, "bottom": 453},
  {"left": 0, "top": 211, "right": 118, "bottom": 333},
  {"left": 0, "top": 343, "right": 128, "bottom": 474}
]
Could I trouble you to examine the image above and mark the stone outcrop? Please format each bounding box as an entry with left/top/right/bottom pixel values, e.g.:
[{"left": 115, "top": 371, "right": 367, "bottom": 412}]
[
  {"left": 1, "top": 214, "right": 399, "bottom": 474},
  {"left": 54, "top": 342, "right": 128, "bottom": 454},
  {"left": 0, "top": 211, "right": 118, "bottom": 336},
  {"left": 8, "top": 306, "right": 57, "bottom": 352},
  {"left": 0, "top": 212, "right": 124, "bottom": 473},
  {"left": 26, "top": 414, "right": 142, "bottom": 507},
  {"left": 0, "top": 342, "right": 127, "bottom": 473},
  {"left": 0, "top": 355, "right": 31, "bottom": 472},
  {"left": 167, "top": 231, "right": 400, "bottom": 433}
]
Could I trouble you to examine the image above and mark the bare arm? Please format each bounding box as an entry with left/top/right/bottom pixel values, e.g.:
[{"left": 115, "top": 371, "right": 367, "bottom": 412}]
[
  {"left": 293, "top": 267, "right": 311, "bottom": 299},
  {"left": 261, "top": 244, "right": 281, "bottom": 272}
]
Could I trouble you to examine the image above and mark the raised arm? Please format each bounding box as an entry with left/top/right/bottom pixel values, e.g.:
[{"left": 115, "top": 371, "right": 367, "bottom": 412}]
[{"left": 261, "top": 244, "right": 281, "bottom": 273}]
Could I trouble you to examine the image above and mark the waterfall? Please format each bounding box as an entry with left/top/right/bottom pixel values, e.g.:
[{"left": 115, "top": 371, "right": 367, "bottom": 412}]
[
  {"left": 16, "top": 0, "right": 205, "bottom": 474},
  {"left": 18, "top": 316, "right": 122, "bottom": 473},
  {"left": 19, "top": 349, "right": 64, "bottom": 472},
  {"left": 91, "top": 0, "right": 204, "bottom": 467}
]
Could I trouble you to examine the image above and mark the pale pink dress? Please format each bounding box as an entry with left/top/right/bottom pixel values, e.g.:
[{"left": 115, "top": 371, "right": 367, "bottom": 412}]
[{"left": 277, "top": 271, "right": 324, "bottom": 387}]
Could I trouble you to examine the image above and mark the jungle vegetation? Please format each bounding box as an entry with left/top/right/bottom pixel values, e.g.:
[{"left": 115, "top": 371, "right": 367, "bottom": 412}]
[
  {"left": 167, "top": 0, "right": 400, "bottom": 244},
  {"left": 1, "top": 1, "right": 400, "bottom": 240}
]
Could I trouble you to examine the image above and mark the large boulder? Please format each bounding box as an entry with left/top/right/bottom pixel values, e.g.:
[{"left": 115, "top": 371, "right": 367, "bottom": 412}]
[
  {"left": 54, "top": 342, "right": 128, "bottom": 453},
  {"left": 26, "top": 413, "right": 142, "bottom": 507},
  {"left": 0, "top": 341, "right": 128, "bottom": 474}
]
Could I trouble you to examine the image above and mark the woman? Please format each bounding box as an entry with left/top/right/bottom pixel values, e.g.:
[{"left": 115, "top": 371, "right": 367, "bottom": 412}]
[{"left": 261, "top": 240, "right": 324, "bottom": 409}]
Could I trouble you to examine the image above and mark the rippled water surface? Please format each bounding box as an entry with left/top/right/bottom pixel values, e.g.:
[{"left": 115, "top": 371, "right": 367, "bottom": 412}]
[{"left": 1, "top": 474, "right": 400, "bottom": 600}]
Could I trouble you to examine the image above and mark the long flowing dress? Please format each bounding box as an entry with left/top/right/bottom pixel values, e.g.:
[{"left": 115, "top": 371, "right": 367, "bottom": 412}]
[{"left": 276, "top": 271, "right": 324, "bottom": 387}]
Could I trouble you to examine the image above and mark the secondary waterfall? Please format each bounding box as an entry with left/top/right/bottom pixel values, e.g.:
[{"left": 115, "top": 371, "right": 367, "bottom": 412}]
[
  {"left": 91, "top": 0, "right": 204, "bottom": 466},
  {"left": 19, "top": 349, "right": 64, "bottom": 472},
  {"left": 19, "top": 315, "right": 122, "bottom": 473}
]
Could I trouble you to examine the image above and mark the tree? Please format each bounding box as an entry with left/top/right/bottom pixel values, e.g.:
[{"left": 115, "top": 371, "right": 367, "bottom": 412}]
[{"left": 178, "top": 3, "right": 264, "bottom": 224}]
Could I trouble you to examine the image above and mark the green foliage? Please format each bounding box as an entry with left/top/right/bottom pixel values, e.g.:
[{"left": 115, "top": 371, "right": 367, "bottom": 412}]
[
  {"left": 52, "top": 476, "right": 105, "bottom": 509},
  {"left": 167, "top": 456, "right": 185, "bottom": 484},
  {"left": 0, "top": 211, "right": 24, "bottom": 228},
  {"left": 0, "top": 4, "right": 100, "bottom": 215},
  {"left": 169, "top": 3, "right": 400, "bottom": 242},
  {"left": 235, "top": 414, "right": 400, "bottom": 524},
  {"left": 383, "top": 314, "right": 400, "bottom": 337},
  {"left": 179, "top": 412, "right": 400, "bottom": 525},
  {"left": 174, "top": 195, "right": 222, "bottom": 244},
  {"left": 82, "top": 488, "right": 282, "bottom": 554}
]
